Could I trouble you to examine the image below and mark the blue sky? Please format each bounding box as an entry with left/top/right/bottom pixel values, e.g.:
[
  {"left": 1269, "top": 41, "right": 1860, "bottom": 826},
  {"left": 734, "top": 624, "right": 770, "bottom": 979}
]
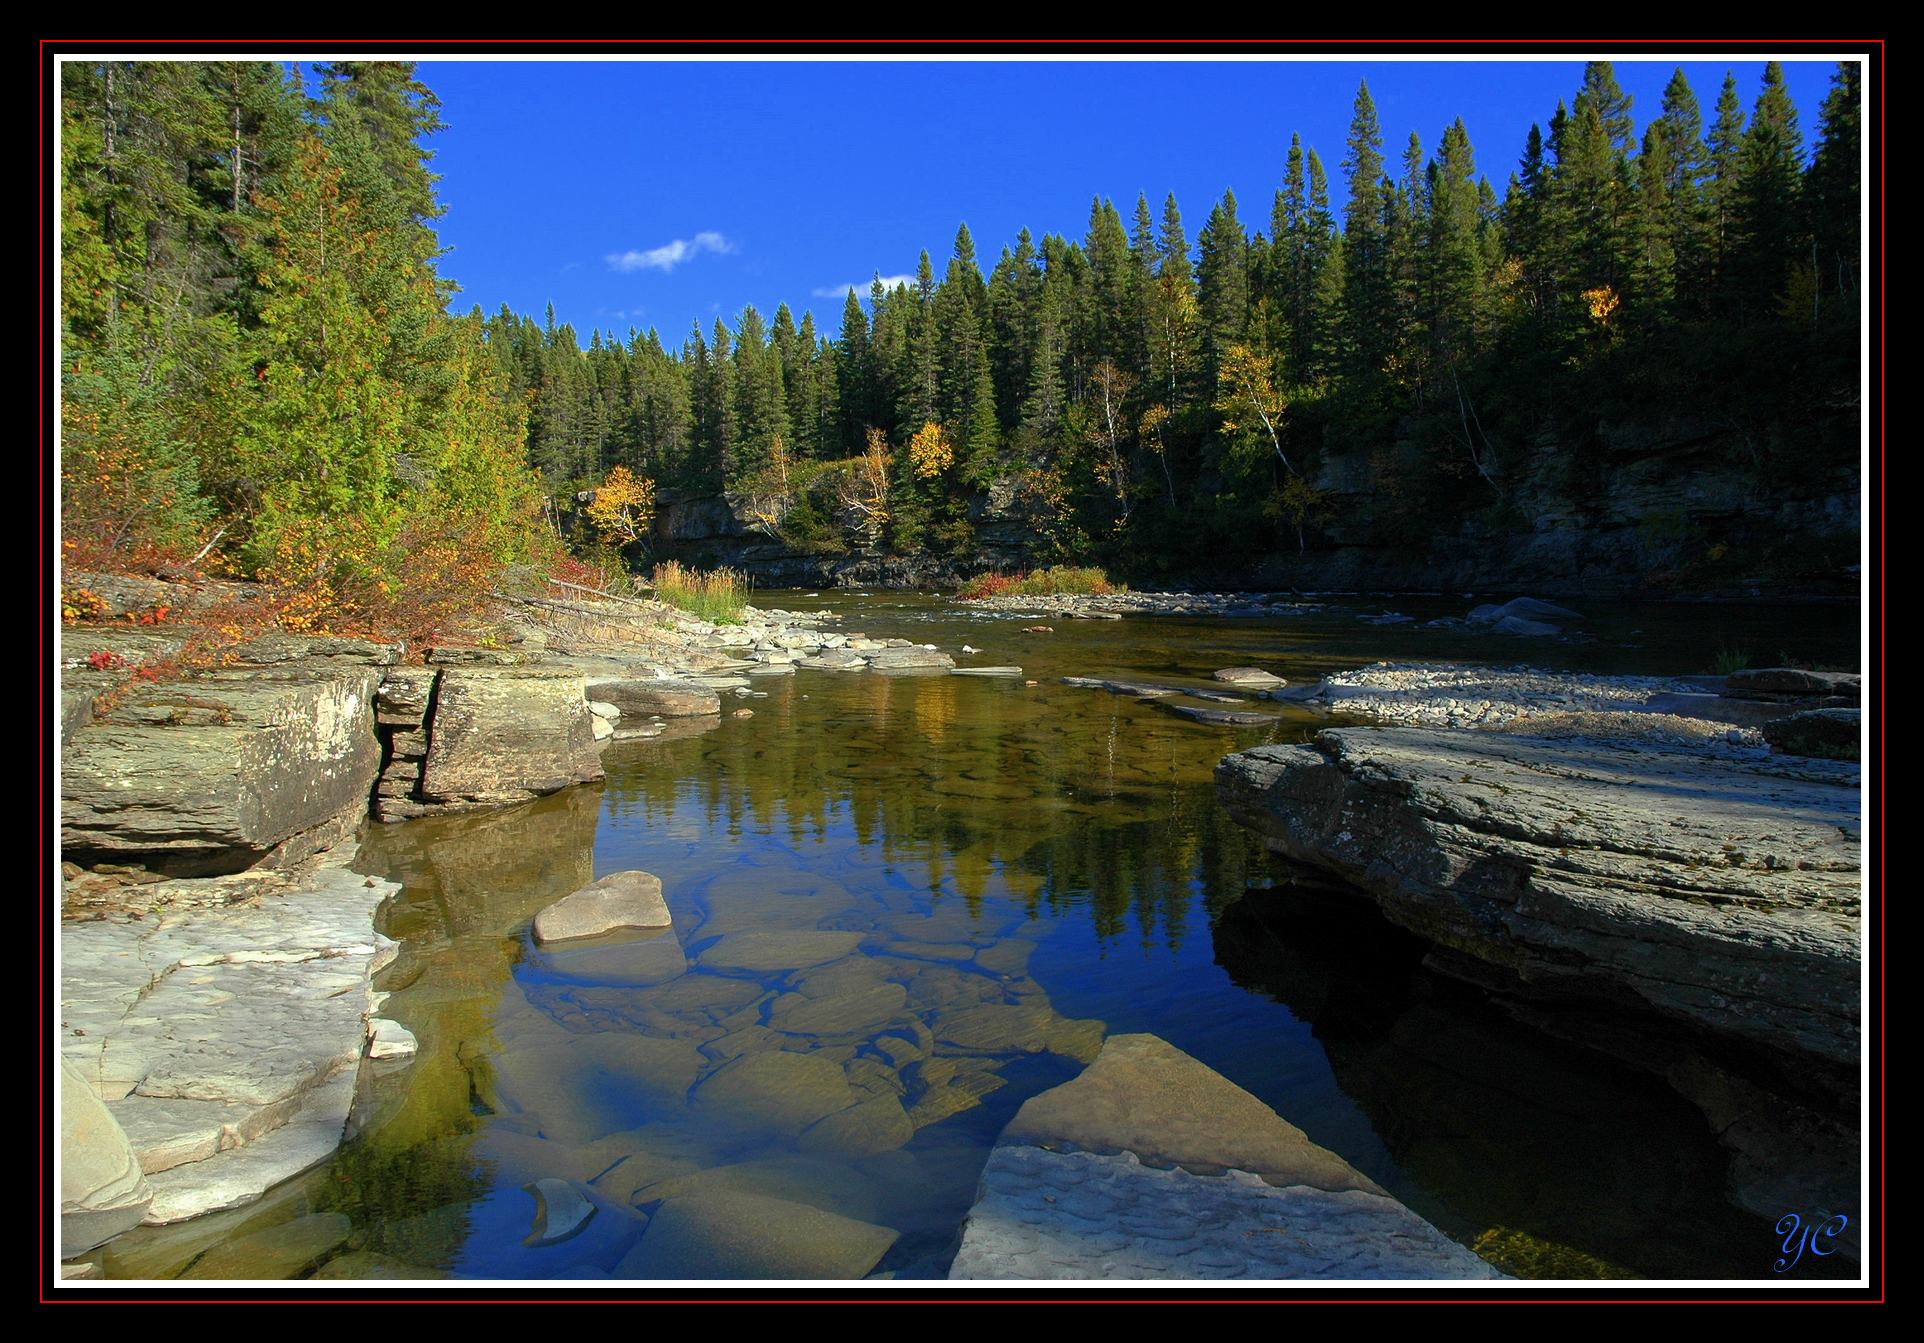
[{"left": 413, "top": 57, "right": 1847, "bottom": 347}]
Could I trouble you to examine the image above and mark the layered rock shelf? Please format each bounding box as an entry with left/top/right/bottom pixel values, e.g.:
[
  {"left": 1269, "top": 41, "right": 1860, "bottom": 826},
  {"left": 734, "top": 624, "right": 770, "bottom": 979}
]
[
  {"left": 60, "top": 857, "right": 402, "bottom": 1226},
  {"left": 1215, "top": 726, "right": 1862, "bottom": 1218}
]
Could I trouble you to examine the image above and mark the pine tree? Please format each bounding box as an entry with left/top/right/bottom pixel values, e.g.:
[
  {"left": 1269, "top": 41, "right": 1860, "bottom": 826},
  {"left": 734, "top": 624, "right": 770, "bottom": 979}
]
[
  {"left": 1196, "top": 189, "right": 1248, "bottom": 383},
  {"left": 1705, "top": 72, "right": 1747, "bottom": 294},
  {"left": 1732, "top": 61, "right": 1808, "bottom": 317},
  {"left": 1807, "top": 61, "right": 1862, "bottom": 303},
  {"left": 1340, "top": 81, "right": 1391, "bottom": 389},
  {"left": 1652, "top": 68, "right": 1711, "bottom": 311}
]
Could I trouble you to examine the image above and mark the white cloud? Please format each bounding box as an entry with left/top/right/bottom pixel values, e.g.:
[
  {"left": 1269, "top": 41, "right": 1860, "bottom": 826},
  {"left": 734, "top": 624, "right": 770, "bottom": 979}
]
[
  {"left": 606, "top": 231, "right": 735, "bottom": 274},
  {"left": 812, "top": 274, "right": 918, "bottom": 300}
]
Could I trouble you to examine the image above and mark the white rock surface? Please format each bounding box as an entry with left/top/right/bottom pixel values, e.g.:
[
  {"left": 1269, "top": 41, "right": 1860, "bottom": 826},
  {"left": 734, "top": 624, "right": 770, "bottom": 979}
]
[{"left": 60, "top": 859, "right": 399, "bottom": 1227}]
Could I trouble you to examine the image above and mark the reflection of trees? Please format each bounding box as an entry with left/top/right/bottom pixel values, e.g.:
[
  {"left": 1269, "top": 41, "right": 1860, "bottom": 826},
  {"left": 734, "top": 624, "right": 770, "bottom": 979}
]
[
  {"left": 323, "top": 789, "right": 604, "bottom": 1266},
  {"left": 596, "top": 675, "right": 1272, "bottom": 951}
]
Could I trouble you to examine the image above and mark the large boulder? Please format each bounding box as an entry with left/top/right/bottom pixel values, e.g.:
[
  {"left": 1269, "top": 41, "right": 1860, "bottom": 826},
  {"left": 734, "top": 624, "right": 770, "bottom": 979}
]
[
  {"left": 418, "top": 668, "right": 603, "bottom": 811},
  {"left": 61, "top": 666, "right": 381, "bottom": 873},
  {"left": 61, "top": 1056, "right": 153, "bottom": 1257}
]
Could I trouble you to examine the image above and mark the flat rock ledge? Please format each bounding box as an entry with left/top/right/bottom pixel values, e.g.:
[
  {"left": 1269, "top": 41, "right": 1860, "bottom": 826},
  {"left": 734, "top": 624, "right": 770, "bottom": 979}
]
[
  {"left": 60, "top": 857, "right": 402, "bottom": 1233},
  {"left": 951, "top": 1034, "right": 1500, "bottom": 1280},
  {"left": 1215, "top": 729, "right": 1861, "bottom": 1068}
]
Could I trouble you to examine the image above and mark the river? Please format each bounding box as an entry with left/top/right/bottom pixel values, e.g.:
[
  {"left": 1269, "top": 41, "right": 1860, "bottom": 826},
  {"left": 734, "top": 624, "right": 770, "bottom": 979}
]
[{"left": 100, "top": 592, "right": 1862, "bottom": 1282}]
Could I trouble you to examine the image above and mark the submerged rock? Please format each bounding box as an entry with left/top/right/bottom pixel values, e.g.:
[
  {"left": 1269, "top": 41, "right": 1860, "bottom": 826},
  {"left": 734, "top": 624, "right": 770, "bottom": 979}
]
[
  {"left": 616, "top": 1188, "right": 898, "bottom": 1280},
  {"left": 1160, "top": 703, "right": 1279, "bottom": 727},
  {"left": 523, "top": 1178, "right": 597, "bottom": 1247}
]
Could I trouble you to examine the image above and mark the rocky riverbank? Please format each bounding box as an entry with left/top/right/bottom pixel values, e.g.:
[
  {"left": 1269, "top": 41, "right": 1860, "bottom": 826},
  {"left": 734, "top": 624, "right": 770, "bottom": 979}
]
[
  {"left": 55, "top": 580, "right": 994, "bottom": 1271},
  {"left": 962, "top": 589, "right": 1322, "bottom": 619}
]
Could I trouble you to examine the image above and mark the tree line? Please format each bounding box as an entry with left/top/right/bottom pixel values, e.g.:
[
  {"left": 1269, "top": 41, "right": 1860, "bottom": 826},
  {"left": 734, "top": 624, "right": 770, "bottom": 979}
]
[{"left": 59, "top": 59, "right": 1861, "bottom": 598}]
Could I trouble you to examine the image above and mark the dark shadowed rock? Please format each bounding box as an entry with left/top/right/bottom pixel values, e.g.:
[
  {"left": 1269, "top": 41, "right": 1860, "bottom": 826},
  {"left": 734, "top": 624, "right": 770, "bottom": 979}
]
[
  {"left": 1762, "top": 708, "right": 1861, "bottom": 761},
  {"left": 1726, "top": 668, "right": 1861, "bottom": 701}
]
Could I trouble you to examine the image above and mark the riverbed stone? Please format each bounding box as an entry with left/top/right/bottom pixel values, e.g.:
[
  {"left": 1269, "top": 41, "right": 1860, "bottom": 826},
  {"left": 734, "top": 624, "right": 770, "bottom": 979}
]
[
  {"left": 950, "top": 1033, "right": 1501, "bottom": 1280},
  {"left": 310, "top": 1251, "right": 447, "bottom": 1280},
  {"left": 867, "top": 647, "right": 956, "bottom": 670},
  {"left": 798, "top": 1094, "right": 915, "bottom": 1155},
  {"left": 952, "top": 1146, "right": 1500, "bottom": 1281},
  {"left": 1212, "top": 667, "right": 1286, "bottom": 687},
  {"left": 690, "top": 1050, "right": 860, "bottom": 1134},
  {"left": 489, "top": 1032, "right": 706, "bottom": 1142},
  {"left": 1162, "top": 703, "right": 1279, "bottom": 727},
  {"left": 61, "top": 1055, "right": 153, "bottom": 1257},
  {"left": 524, "top": 1178, "right": 597, "bottom": 1247},
  {"left": 699, "top": 929, "right": 865, "bottom": 974},
  {"left": 767, "top": 982, "right": 910, "bottom": 1036},
  {"left": 534, "top": 928, "right": 688, "bottom": 988},
  {"left": 935, "top": 1002, "right": 1105, "bottom": 1062},
  {"left": 534, "top": 870, "right": 671, "bottom": 944},
  {"left": 178, "top": 1212, "right": 352, "bottom": 1280},
  {"left": 615, "top": 1188, "right": 898, "bottom": 1280}
]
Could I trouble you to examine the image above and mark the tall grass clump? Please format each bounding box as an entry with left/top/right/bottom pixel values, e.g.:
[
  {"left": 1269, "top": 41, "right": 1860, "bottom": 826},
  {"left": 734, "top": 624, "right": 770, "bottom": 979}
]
[
  {"left": 651, "top": 560, "right": 750, "bottom": 622},
  {"left": 1712, "top": 645, "right": 1752, "bottom": 675},
  {"left": 957, "top": 565, "right": 1119, "bottom": 600}
]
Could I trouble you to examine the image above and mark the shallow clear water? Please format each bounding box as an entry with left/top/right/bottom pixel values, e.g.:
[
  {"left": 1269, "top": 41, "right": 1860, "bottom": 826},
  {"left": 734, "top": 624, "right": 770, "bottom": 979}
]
[{"left": 98, "top": 593, "right": 1860, "bottom": 1282}]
